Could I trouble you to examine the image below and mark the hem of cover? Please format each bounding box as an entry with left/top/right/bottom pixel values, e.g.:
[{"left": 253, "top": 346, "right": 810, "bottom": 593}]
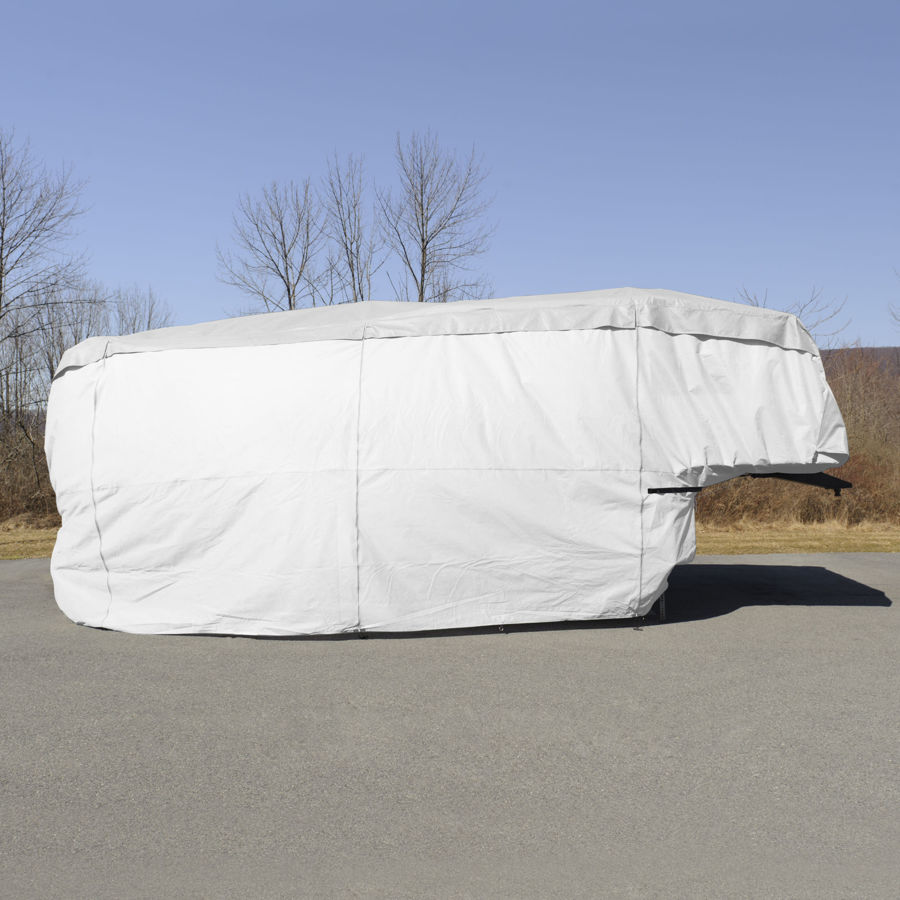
[{"left": 72, "top": 597, "right": 669, "bottom": 635}]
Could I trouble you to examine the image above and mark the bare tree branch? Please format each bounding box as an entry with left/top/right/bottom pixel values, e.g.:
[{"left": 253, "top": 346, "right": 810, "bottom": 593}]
[
  {"left": 377, "top": 131, "right": 493, "bottom": 303},
  {"left": 0, "top": 128, "right": 86, "bottom": 342},
  {"left": 111, "top": 284, "right": 173, "bottom": 334},
  {"left": 217, "top": 179, "right": 323, "bottom": 311},
  {"left": 738, "top": 285, "right": 850, "bottom": 346},
  {"left": 0, "top": 278, "right": 173, "bottom": 418},
  {"left": 322, "top": 153, "right": 383, "bottom": 303}
]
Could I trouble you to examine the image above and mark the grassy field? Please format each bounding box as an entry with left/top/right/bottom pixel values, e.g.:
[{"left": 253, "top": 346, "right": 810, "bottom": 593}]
[
  {"left": 696, "top": 521, "right": 900, "bottom": 554},
  {"left": 0, "top": 516, "right": 60, "bottom": 560},
  {"left": 3, "top": 518, "right": 898, "bottom": 561}
]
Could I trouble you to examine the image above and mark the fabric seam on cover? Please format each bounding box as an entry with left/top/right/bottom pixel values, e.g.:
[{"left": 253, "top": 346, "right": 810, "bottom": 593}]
[
  {"left": 90, "top": 343, "right": 115, "bottom": 627},
  {"left": 635, "top": 312, "right": 645, "bottom": 616},
  {"left": 73, "top": 465, "right": 671, "bottom": 495},
  {"left": 353, "top": 325, "right": 367, "bottom": 631}
]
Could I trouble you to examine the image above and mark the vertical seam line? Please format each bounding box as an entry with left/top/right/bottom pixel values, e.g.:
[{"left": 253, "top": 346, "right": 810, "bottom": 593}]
[
  {"left": 92, "top": 343, "right": 115, "bottom": 627},
  {"left": 353, "top": 325, "right": 367, "bottom": 631},
  {"left": 634, "top": 312, "right": 645, "bottom": 613}
]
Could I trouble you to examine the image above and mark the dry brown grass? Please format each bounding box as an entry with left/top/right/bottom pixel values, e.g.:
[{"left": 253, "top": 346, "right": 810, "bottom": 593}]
[
  {"left": 696, "top": 521, "right": 900, "bottom": 555},
  {"left": 0, "top": 513, "right": 60, "bottom": 560}
]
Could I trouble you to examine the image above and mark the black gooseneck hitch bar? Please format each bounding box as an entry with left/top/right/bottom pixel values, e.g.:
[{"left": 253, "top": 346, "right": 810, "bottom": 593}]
[{"left": 648, "top": 472, "right": 852, "bottom": 497}]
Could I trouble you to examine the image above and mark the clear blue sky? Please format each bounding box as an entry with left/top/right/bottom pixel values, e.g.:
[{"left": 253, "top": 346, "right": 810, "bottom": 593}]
[{"left": 3, "top": 0, "right": 898, "bottom": 344}]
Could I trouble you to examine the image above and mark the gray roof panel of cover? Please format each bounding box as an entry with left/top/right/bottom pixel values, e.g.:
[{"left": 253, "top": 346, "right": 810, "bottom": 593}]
[{"left": 54, "top": 287, "right": 818, "bottom": 378}]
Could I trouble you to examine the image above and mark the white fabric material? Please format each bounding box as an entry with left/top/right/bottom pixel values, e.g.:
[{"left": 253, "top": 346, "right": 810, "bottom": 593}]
[
  {"left": 54, "top": 287, "right": 819, "bottom": 375},
  {"left": 46, "top": 288, "right": 848, "bottom": 634}
]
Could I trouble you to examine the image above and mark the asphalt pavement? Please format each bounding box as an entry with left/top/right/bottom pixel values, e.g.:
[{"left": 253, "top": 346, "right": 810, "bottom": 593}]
[{"left": 1, "top": 554, "right": 897, "bottom": 899}]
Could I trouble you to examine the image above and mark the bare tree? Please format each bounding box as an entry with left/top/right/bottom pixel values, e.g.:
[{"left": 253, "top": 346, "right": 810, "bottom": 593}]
[
  {"left": 16, "top": 281, "right": 171, "bottom": 402},
  {"left": 322, "top": 154, "right": 382, "bottom": 303},
  {"left": 0, "top": 309, "right": 36, "bottom": 417},
  {"left": 111, "top": 284, "right": 173, "bottom": 335},
  {"left": 0, "top": 128, "right": 89, "bottom": 508},
  {"left": 0, "top": 129, "right": 86, "bottom": 344},
  {"left": 31, "top": 280, "right": 109, "bottom": 387},
  {"left": 377, "top": 131, "right": 493, "bottom": 303},
  {"left": 217, "top": 179, "right": 323, "bottom": 312},
  {"left": 1, "top": 277, "right": 105, "bottom": 509},
  {"left": 738, "top": 286, "right": 850, "bottom": 346}
]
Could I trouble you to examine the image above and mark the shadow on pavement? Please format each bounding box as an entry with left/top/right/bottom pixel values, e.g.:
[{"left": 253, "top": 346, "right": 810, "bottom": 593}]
[
  {"left": 665, "top": 564, "right": 892, "bottom": 624},
  {"left": 187, "top": 564, "right": 891, "bottom": 641}
]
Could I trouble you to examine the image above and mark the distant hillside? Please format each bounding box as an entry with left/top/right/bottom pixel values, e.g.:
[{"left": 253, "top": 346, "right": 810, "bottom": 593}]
[{"left": 823, "top": 346, "right": 900, "bottom": 377}]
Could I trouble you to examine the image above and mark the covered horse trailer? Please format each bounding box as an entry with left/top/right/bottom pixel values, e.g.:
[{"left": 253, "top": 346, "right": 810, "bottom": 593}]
[{"left": 46, "top": 288, "right": 849, "bottom": 634}]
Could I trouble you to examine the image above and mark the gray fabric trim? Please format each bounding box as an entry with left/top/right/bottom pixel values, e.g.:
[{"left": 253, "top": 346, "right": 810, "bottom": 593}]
[{"left": 53, "top": 287, "right": 819, "bottom": 379}]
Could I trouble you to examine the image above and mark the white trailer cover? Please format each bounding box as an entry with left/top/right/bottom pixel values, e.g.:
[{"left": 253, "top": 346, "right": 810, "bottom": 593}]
[{"left": 46, "top": 288, "right": 848, "bottom": 635}]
